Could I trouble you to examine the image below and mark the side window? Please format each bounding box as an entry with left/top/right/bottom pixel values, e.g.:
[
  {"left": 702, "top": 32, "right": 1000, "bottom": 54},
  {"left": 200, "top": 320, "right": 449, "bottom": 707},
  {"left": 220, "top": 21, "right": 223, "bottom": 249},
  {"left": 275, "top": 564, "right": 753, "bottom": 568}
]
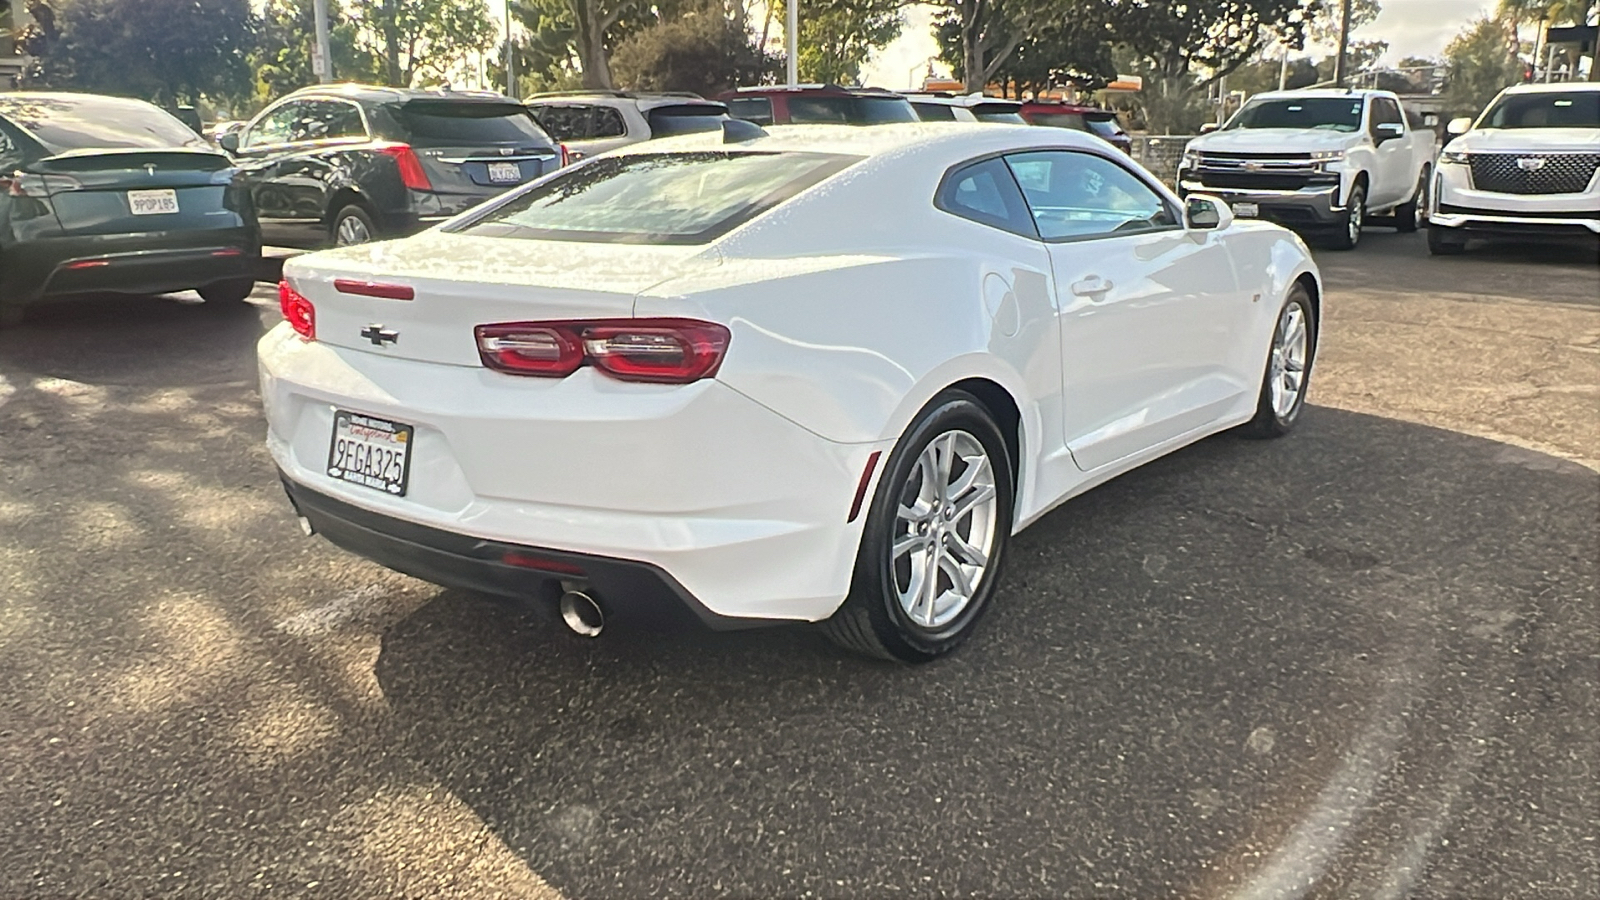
[
  {"left": 1370, "top": 98, "right": 1403, "bottom": 134},
  {"left": 323, "top": 101, "right": 367, "bottom": 139},
  {"left": 788, "top": 96, "right": 849, "bottom": 124},
  {"left": 726, "top": 97, "right": 773, "bottom": 126},
  {"left": 531, "top": 105, "right": 588, "bottom": 141},
  {"left": 1004, "top": 150, "right": 1176, "bottom": 241},
  {"left": 244, "top": 102, "right": 304, "bottom": 147},
  {"left": 935, "top": 157, "right": 1038, "bottom": 238},
  {"left": 591, "top": 107, "right": 626, "bottom": 139},
  {"left": 912, "top": 102, "right": 958, "bottom": 122}
]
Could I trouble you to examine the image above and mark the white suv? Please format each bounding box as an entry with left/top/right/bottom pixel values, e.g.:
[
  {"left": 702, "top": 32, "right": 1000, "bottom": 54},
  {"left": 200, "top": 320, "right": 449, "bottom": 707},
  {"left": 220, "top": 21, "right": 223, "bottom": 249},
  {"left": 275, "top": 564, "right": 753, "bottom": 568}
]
[
  {"left": 526, "top": 91, "right": 729, "bottom": 159},
  {"left": 901, "top": 93, "right": 1027, "bottom": 124},
  {"left": 1429, "top": 82, "right": 1600, "bottom": 255}
]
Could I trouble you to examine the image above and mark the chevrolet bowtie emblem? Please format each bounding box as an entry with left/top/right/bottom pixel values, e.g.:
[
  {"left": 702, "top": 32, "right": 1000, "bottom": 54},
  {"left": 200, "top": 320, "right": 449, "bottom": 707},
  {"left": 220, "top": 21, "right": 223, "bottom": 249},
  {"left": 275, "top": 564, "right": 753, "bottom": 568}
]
[
  {"left": 1516, "top": 157, "right": 1546, "bottom": 172},
  {"left": 361, "top": 325, "right": 399, "bottom": 346}
]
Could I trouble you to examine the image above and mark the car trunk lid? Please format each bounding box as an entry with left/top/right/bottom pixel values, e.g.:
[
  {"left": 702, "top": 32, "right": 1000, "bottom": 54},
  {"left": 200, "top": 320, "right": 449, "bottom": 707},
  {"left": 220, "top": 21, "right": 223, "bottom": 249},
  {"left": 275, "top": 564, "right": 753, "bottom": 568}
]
[
  {"left": 391, "top": 100, "right": 560, "bottom": 195},
  {"left": 26, "top": 149, "right": 238, "bottom": 236},
  {"left": 284, "top": 230, "right": 717, "bottom": 367}
]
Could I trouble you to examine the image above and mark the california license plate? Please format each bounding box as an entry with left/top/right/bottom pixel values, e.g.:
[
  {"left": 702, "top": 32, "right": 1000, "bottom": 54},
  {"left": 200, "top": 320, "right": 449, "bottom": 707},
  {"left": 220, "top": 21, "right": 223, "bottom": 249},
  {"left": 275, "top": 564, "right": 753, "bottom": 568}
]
[
  {"left": 326, "top": 411, "right": 413, "bottom": 496},
  {"left": 487, "top": 162, "right": 522, "bottom": 183},
  {"left": 1232, "top": 202, "right": 1260, "bottom": 218},
  {"left": 128, "top": 189, "right": 179, "bottom": 215}
]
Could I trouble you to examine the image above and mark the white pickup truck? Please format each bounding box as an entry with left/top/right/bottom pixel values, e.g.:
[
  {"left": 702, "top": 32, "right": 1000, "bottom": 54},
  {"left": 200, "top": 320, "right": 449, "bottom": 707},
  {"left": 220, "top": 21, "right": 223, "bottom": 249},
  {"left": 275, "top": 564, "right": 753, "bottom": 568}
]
[
  {"left": 1176, "top": 89, "right": 1438, "bottom": 249},
  {"left": 1428, "top": 82, "right": 1600, "bottom": 255}
]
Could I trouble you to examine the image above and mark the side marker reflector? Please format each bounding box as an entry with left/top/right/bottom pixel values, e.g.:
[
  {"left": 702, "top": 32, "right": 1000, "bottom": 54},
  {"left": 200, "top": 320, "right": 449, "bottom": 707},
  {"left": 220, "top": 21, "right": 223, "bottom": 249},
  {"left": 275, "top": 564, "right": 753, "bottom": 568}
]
[{"left": 847, "top": 450, "right": 883, "bottom": 523}]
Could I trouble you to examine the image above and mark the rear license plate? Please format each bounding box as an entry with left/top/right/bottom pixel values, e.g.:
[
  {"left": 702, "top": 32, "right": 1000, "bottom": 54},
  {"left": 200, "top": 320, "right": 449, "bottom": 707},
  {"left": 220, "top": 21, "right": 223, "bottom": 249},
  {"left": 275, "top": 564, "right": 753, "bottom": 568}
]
[
  {"left": 1232, "top": 202, "right": 1260, "bottom": 218},
  {"left": 326, "top": 410, "right": 413, "bottom": 497},
  {"left": 128, "top": 189, "right": 179, "bottom": 215},
  {"left": 487, "top": 162, "right": 522, "bottom": 183}
]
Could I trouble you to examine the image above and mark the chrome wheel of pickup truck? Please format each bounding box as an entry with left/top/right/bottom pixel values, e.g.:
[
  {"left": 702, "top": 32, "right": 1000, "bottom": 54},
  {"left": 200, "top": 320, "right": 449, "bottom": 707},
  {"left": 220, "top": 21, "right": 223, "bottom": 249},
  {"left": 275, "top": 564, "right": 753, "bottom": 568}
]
[{"left": 1328, "top": 185, "right": 1366, "bottom": 251}]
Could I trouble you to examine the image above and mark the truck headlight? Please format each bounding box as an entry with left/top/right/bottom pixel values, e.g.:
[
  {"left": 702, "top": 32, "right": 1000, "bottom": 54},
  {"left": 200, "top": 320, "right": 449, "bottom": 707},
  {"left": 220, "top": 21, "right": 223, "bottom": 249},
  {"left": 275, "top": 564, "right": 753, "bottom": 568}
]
[
  {"left": 1181, "top": 148, "right": 1201, "bottom": 170},
  {"left": 1309, "top": 149, "right": 1345, "bottom": 162},
  {"left": 1439, "top": 150, "right": 1470, "bottom": 165}
]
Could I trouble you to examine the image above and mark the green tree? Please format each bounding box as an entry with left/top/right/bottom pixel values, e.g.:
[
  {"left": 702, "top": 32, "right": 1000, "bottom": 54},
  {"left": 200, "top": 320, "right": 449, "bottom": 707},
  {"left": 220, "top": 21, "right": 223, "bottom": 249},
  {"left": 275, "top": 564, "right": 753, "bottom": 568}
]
[
  {"left": 934, "top": 8, "right": 1116, "bottom": 96},
  {"left": 771, "top": 0, "right": 903, "bottom": 85},
  {"left": 254, "top": 0, "right": 383, "bottom": 101},
  {"left": 1112, "top": 0, "right": 1311, "bottom": 133},
  {"left": 20, "top": 0, "right": 255, "bottom": 105},
  {"left": 1304, "top": 0, "right": 1381, "bottom": 47},
  {"left": 1443, "top": 16, "right": 1519, "bottom": 118},
  {"left": 348, "top": 0, "right": 497, "bottom": 87},
  {"left": 610, "top": 0, "right": 772, "bottom": 94},
  {"left": 922, "top": 0, "right": 1093, "bottom": 93}
]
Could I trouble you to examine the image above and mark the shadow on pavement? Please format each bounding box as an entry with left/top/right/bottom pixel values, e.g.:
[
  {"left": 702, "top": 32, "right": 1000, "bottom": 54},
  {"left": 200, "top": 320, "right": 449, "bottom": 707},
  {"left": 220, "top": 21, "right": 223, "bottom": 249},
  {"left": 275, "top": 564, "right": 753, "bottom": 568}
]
[{"left": 375, "top": 408, "right": 1598, "bottom": 899}]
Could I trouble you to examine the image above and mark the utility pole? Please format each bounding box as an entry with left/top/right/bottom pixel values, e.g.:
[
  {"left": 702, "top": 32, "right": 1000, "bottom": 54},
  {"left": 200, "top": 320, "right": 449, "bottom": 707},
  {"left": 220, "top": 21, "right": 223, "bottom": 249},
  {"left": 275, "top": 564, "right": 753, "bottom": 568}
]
[
  {"left": 786, "top": 0, "right": 798, "bottom": 87},
  {"left": 1279, "top": 44, "right": 1290, "bottom": 90},
  {"left": 504, "top": 0, "right": 516, "bottom": 98},
  {"left": 312, "top": 0, "right": 333, "bottom": 83},
  {"left": 1333, "top": 0, "right": 1354, "bottom": 87}
]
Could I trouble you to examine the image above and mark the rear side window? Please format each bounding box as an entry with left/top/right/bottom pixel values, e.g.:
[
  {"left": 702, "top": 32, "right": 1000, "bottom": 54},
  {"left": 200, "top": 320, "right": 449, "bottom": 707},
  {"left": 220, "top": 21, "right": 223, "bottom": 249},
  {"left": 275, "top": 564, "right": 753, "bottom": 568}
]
[
  {"left": 935, "top": 157, "right": 1038, "bottom": 238},
  {"left": 646, "top": 105, "right": 727, "bottom": 138},
  {"left": 0, "top": 95, "right": 206, "bottom": 152},
  {"left": 591, "top": 108, "right": 627, "bottom": 138},
  {"left": 726, "top": 97, "right": 773, "bottom": 125},
  {"left": 912, "top": 102, "right": 959, "bottom": 122},
  {"left": 530, "top": 105, "right": 589, "bottom": 141},
  {"left": 394, "top": 101, "right": 552, "bottom": 145},
  {"left": 451, "top": 151, "right": 858, "bottom": 244}
]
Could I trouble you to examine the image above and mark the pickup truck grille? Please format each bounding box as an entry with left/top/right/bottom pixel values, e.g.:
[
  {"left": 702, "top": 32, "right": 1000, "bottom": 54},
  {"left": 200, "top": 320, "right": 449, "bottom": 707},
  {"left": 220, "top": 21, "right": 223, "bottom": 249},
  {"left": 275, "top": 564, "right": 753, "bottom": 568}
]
[
  {"left": 1192, "top": 154, "right": 1336, "bottom": 192},
  {"left": 1469, "top": 153, "right": 1600, "bottom": 195}
]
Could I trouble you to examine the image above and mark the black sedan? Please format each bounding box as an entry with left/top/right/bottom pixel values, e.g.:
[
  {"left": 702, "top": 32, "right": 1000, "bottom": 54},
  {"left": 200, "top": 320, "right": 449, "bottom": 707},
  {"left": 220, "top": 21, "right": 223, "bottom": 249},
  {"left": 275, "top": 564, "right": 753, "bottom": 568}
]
[
  {"left": 221, "top": 85, "right": 564, "bottom": 249},
  {"left": 0, "top": 92, "right": 261, "bottom": 327}
]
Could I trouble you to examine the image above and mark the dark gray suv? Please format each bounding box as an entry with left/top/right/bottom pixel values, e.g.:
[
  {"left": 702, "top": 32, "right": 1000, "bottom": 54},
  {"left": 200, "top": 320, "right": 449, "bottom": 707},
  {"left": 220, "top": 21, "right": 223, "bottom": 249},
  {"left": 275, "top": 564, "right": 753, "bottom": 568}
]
[{"left": 224, "top": 85, "right": 563, "bottom": 249}]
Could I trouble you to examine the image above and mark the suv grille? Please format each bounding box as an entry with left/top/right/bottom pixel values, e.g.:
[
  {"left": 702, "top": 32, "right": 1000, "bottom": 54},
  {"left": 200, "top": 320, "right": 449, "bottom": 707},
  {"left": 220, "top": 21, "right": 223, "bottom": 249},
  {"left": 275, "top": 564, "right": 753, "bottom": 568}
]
[{"left": 1469, "top": 153, "right": 1600, "bottom": 195}]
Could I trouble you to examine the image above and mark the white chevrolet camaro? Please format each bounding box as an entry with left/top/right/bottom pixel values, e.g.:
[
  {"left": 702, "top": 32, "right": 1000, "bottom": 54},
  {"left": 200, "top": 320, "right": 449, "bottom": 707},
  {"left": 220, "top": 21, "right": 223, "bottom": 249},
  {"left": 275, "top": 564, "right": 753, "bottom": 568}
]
[{"left": 260, "top": 123, "right": 1322, "bottom": 662}]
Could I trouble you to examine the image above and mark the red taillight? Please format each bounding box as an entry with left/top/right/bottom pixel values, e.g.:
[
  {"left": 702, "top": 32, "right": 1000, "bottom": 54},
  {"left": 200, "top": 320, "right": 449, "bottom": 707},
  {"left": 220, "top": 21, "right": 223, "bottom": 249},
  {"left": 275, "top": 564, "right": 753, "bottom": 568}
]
[
  {"left": 475, "top": 319, "right": 730, "bottom": 384},
  {"left": 6, "top": 173, "right": 80, "bottom": 197},
  {"left": 378, "top": 143, "right": 432, "bottom": 191},
  {"left": 278, "top": 280, "right": 316, "bottom": 340}
]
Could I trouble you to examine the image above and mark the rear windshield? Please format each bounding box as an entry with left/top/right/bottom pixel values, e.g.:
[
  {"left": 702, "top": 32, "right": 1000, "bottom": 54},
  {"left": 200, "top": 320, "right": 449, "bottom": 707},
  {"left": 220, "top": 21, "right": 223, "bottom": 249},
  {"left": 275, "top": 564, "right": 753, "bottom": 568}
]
[
  {"left": 1229, "top": 98, "right": 1364, "bottom": 132},
  {"left": 972, "top": 104, "right": 1026, "bottom": 124},
  {"left": 787, "top": 95, "right": 917, "bottom": 125},
  {"left": 0, "top": 95, "right": 207, "bottom": 152},
  {"left": 393, "top": 101, "right": 553, "bottom": 145},
  {"left": 646, "top": 105, "right": 729, "bottom": 138},
  {"left": 1480, "top": 91, "right": 1600, "bottom": 128},
  {"left": 1029, "top": 112, "right": 1087, "bottom": 130},
  {"left": 1084, "top": 114, "right": 1126, "bottom": 137},
  {"left": 450, "top": 151, "right": 859, "bottom": 244}
]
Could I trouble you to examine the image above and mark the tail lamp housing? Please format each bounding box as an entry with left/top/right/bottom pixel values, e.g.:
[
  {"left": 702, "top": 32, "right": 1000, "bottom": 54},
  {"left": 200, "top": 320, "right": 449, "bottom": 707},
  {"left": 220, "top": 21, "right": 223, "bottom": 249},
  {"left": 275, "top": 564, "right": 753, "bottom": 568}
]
[
  {"left": 278, "top": 280, "right": 316, "bottom": 340},
  {"left": 475, "top": 319, "right": 730, "bottom": 384},
  {"left": 377, "top": 143, "right": 433, "bottom": 191}
]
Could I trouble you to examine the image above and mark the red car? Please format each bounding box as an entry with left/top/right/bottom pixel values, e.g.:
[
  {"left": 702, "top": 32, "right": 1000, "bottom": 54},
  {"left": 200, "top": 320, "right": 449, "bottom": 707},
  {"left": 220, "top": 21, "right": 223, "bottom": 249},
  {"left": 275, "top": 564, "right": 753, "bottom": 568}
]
[
  {"left": 1018, "top": 100, "right": 1132, "bottom": 154},
  {"left": 718, "top": 85, "right": 918, "bottom": 127}
]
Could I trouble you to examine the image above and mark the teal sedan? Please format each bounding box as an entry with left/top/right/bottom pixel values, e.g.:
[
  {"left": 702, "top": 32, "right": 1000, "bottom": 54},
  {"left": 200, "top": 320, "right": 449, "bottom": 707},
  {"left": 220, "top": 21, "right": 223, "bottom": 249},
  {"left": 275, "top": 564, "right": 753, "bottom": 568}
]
[{"left": 0, "top": 92, "right": 261, "bottom": 327}]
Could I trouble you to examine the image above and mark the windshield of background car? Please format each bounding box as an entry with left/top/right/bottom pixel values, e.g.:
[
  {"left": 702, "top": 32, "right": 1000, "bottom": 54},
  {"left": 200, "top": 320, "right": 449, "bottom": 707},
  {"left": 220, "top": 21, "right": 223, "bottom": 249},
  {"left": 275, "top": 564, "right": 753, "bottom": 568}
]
[
  {"left": 646, "top": 105, "right": 730, "bottom": 137},
  {"left": 393, "top": 101, "right": 553, "bottom": 145},
  {"left": 1480, "top": 91, "right": 1600, "bottom": 128},
  {"left": 786, "top": 95, "right": 918, "bottom": 125},
  {"left": 0, "top": 96, "right": 207, "bottom": 152},
  {"left": 450, "top": 151, "right": 860, "bottom": 244},
  {"left": 1228, "top": 98, "right": 1364, "bottom": 132}
]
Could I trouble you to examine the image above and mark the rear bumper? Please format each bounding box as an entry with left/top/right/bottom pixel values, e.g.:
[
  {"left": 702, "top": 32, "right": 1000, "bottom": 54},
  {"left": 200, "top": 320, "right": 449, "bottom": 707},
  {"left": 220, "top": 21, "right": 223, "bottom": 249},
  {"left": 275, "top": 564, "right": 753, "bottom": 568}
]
[
  {"left": 281, "top": 474, "right": 753, "bottom": 630},
  {"left": 2, "top": 229, "right": 260, "bottom": 304},
  {"left": 1177, "top": 177, "right": 1346, "bottom": 227}
]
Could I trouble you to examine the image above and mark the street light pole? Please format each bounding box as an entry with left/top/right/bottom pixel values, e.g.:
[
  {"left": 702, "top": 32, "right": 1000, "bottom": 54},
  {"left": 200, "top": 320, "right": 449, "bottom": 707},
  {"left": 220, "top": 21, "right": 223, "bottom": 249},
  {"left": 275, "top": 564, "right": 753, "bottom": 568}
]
[
  {"left": 1333, "top": 0, "right": 1354, "bottom": 87},
  {"left": 786, "top": 0, "right": 798, "bottom": 87},
  {"left": 504, "top": 0, "right": 516, "bottom": 99},
  {"left": 312, "top": 0, "right": 333, "bottom": 83}
]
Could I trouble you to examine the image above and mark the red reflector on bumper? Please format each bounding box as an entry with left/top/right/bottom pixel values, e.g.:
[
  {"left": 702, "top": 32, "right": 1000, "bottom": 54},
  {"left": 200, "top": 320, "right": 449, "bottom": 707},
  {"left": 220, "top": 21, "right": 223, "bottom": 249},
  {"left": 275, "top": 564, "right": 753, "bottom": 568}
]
[
  {"left": 502, "top": 551, "right": 585, "bottom": 576},
  {"left": 64, "top": 260, "right": 110, "bottom": 270}
]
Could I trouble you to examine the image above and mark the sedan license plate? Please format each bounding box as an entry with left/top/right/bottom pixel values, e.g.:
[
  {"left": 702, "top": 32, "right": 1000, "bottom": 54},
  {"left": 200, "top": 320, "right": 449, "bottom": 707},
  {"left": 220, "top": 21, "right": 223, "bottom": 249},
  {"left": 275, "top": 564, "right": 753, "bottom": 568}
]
[
  {"left": 487, "top": 162, "right": 522, "bottom": 183},
  {"left": 1231, "top": 202, "right": 1260, "bottom": 218},
  {"left": 128, "top": 189, "right": 179, "bottom": 216},
  {"left": 327, "top": 411, "right": 413, "bottom": 497}
]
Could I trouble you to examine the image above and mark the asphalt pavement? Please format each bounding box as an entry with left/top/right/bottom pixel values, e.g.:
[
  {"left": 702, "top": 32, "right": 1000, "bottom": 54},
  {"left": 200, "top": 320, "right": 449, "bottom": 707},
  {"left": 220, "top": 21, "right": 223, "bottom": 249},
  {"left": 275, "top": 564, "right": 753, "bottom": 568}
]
[{"left": 0, "top": 227, "right": 1595, "bottom": 899}]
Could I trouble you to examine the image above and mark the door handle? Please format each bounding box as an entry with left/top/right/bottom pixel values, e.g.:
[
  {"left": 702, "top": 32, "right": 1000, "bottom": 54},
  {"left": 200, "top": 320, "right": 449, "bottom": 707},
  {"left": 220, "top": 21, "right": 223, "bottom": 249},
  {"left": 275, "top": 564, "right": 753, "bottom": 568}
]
[{"left": 1070, "top": 276, "right": 1114, "bottom": 297}]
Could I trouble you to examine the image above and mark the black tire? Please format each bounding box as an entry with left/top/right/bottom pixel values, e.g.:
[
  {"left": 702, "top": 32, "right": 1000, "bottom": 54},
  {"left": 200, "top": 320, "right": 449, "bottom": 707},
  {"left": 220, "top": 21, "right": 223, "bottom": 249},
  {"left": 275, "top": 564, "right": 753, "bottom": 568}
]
[
  {"left": 821, "top": 391, "right": 1015, "bottom": 663},
  {"left": 1427, "top": 222, "right": 1467, "bottom": 256},
  {"left": 1326, "top": 183, "right": 1366, "bottom": 250},
  {"left": 1240, "top": 283, "right": 1317, "bottom": 439},
  {"left": 1394, "top": 168, "right": 1427, "bottom": 233},
  {"left": 329, "top": 203, "right": 378, "bottom": 247},
  {"left": 198, "top": 278, "right": 256, "bottom": 306}
]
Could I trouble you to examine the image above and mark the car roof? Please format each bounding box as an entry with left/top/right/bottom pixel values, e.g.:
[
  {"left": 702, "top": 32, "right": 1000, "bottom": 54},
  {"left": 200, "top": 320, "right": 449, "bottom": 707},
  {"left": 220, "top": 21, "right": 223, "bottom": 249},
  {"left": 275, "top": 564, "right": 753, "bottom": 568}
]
[
  {"left": 0, "top": 90, "right": 163, "bottom": 111},
  {"left": 1500, "top": 82, "right": 1600, "bottom": 94},
  {"left": 722, "top": 84, "right": 903, "bottom": 98},
  {"left": 612, "top": 121, "right": 1104, "bottom": 162},
  {"left": 903, "top": 94, "right": 1022, "bottom": 109},
  {"left": 1247, "top": 88, "right": 1389, "bottom": 101},
  {"left": 283, "top": 83, "right": 518, "bottom": 104},
  {"left": 1018, "top": 99, "right": 1113, "bottom": 114},
  {"left": 527, "top": 91, "right": 725, "bottom": 111}
]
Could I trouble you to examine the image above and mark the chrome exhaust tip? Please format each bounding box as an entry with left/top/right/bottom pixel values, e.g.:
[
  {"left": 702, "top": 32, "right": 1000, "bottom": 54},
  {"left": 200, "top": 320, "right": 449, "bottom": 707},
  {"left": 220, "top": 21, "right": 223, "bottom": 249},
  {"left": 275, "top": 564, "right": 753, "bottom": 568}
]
[{"left": 559, "top": 590, "right": 604, "bottom": 638}]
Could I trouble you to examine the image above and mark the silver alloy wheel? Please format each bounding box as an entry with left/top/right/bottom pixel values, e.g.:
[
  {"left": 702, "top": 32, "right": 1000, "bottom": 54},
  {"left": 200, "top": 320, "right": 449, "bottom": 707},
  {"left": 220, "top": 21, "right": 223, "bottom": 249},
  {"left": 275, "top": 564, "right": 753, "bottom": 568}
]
[
  {"left": 335, "top": 214, "right": 372, "bottom": 246},
  {"left": 891, "top": 430, "right": 1000, "bottom": 629},
  {"left": 1347, "top": 196, "right": 1364, "bottom": 245},
  {"left": 1269, "top": 301, "right": 1309, "bottom": 419}
]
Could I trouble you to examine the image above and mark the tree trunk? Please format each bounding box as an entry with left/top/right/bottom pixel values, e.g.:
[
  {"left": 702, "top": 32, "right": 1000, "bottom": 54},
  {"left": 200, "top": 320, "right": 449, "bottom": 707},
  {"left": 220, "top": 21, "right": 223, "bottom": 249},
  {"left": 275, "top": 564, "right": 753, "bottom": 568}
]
[
  {"left": 381, "top": 0, "right": 401, "bottom": 86},
  {"left": 962, "top": 0, "right": 984, "bottom": 93},
  {"left": 571, "top": 0, "right": 616, "bottom": 90}
]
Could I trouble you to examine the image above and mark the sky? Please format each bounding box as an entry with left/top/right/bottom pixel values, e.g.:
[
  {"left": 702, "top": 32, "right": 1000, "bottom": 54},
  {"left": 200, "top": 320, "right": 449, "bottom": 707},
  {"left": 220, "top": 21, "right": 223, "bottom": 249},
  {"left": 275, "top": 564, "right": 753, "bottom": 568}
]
[{"left": 858, "top": 0, "right": 1501, "bottom": 89}]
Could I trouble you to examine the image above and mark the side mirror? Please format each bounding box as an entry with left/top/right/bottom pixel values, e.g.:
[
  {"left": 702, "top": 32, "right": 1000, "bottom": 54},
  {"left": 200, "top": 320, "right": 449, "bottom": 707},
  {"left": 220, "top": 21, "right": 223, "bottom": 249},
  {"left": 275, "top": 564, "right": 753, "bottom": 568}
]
[
  {"left": 1184, "top": 194, "right": 1233, "bottom": 231},
  {"left": 1374, "top": 121, "right": 1404, "bottom": 142},
  {"left": 1199, "top": 122, "right": 1220, "bottom": 134},
  {"left": 1446, "top": 117, "right": 1472, "bottom": 136},
  {"left": 219, "top": 132, "right": 240, "bottom": 153}
]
